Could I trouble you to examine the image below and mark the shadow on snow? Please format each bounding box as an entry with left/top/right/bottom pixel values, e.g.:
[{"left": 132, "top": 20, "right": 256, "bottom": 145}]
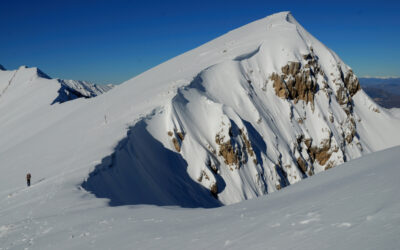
[{"left": 82, "top": 120, "right": 221, "bottom": 208}]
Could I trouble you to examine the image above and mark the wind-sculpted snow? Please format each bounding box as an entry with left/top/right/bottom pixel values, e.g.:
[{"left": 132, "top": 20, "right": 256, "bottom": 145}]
[
  {"left": 1, "top": 11, "right": 400, "bottom": 249},
  {"left": 82, "top": 119, "right": 221, "bottom": 208},
  {"left": 82, "top": 12, "right": 400, "bottom": 206}
]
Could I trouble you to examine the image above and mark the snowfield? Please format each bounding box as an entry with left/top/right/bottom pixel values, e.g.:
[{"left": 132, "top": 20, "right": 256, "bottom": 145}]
[
  {"left": 389, "top": 108, "right": 400, "bottom": 118},
  {"left": 1, "top": 146, "right": 400, "bottom": 249},
  {"left": 1, "top": 11, "right": 400, "bottom": 249}
]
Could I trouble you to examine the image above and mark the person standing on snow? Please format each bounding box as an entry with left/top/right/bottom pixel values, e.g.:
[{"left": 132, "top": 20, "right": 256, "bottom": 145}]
[{"left": 26, "top": 173, "right": 31, "bottom": 187}]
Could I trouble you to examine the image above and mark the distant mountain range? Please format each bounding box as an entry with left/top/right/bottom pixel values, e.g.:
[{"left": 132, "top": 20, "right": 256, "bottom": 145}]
[{"left": 359, "top": 77, "right": 400, "bottom": 108}]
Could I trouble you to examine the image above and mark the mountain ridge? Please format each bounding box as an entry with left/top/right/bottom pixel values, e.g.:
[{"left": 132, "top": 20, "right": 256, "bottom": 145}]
[
  {"left": 0, "top": 11, "right": 399, "bottom": 206},
  {"left": 1, "top": 11, "right": 400, "bottom": 249},
  {"left": 0, "top": 65, "right": 112, "bottom": 104},
  {"left": 81, "top": 12, "right": 400, "bottom": 205}
]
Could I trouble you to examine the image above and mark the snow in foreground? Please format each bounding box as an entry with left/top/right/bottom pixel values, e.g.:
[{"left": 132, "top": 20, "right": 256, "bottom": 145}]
[{"left": 1, "top": 146, "right": 399, "bottom": 249}]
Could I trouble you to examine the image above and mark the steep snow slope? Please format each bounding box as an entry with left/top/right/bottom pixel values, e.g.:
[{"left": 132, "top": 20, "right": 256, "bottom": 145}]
[
  {"left": 0, "top": 11, "right": 399, "bottom": 213},
  {"left": 1, "top": 146, "right": 400, "bottom": 249},
  {"left": 1, "top": 11, "right": 400, "bottom": 249},
  {"left": 82, "top": 12, "right": 400, "bottom": 205}
]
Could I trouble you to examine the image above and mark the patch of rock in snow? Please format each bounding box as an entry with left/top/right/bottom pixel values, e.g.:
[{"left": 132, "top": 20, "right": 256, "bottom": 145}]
[{"left": 0, "top": 11, "right": 400, "bottom": 249}]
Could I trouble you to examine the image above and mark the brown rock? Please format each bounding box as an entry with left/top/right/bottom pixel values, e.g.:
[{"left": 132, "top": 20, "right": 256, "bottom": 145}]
[
  {"left": 240, "top": 129, "right": 254, "bottom": 157},
  {"left": 210, "top": 183, "right": 218, "bottom": 196},
  {"left": 215, "top": 133, "right": 239, "bottom": 166},
  {"left": 271, "top": 59, "right": 317, "bottom": 105},
  {"left": 343, "top": 70, "right": 361, "bottom": 96},
  {"left": 172, "top": 138, "right": 180, "bottom": 152},
  {"left": 177, "top": 132, "right": 185, "bottom": 141},
  {"left": 296, "top": 157, "right": 307, "bottom": 174},
  {"left": 308, "top": 139, "right": 332, "bottom": 166}
]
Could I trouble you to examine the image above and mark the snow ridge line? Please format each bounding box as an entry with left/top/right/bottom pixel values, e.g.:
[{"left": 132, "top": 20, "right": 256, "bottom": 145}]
[{"left": 0, "top": 69, "right": 18, "bottom": 100}]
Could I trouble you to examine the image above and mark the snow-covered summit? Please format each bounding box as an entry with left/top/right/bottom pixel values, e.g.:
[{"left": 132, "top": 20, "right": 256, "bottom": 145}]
[
  {"left": 82, "top": 11, "right": 400, "bottom": 206},
  {"left": 17, "top": 65, "right": 51, "bottom": 79},
  {"left": 1, "top": 11, "right": 400, "bottom": 249}
]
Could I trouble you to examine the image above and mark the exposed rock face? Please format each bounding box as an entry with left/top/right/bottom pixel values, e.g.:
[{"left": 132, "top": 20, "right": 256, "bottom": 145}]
[
  {"left": 201, "top": 49, "right": 363, "bottom": 198},
  {"left": 270, "top": 51, "right": 322, "bottom": 105},
  {"left": 335, "top": 68, "right": 361, "bottom": 105},
  {"left": 215, "top": 130, "right": 239, "bottom": 167},
  {"left": 308, "top": 138, "right": 335, "bottom": 166},
  {"left": 293, "top": 131, "right": 344, "bottom": 177},
  {"left": 214, "top": 126, "right": 258, "bottom": 171},
  {"left": 343, "top": 70, "right": 361, "bottom": 96},
  {"left": 168, "top": 130, "right": 185, "bottom": 152},
  {"left": 268, "top": 50, "right": 361, "bottom": 176},
  {"left": 343, "top": 116, "right": 357, "bottom": 144},
  {"left": 296, "top": 157, "right": 308, "bottom": 174}
]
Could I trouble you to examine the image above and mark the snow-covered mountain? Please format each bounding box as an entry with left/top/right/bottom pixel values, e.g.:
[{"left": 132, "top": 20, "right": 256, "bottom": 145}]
[
  {"left": 81, "top": 11, "right": 400, "bottom": 206},
  {"left": 0, "top": 65, "right": 112, "bottom": 104},
  {"left": 1, "top": 11, "right": 400, "bottom": 249}
]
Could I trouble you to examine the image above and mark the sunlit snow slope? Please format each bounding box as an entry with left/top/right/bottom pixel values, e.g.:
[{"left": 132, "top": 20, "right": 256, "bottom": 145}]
[
  {"left": 1, "top": 10, "right": 400, "bottom": 250},
  {"left": 0, "top": 11, "right": 399, "bottom": 215},
  {"left": 81, "top": 11, "right": 400, "bottom": 205},
  {"left": 1, "top": 146, "right": 400, "bottom": 249}
]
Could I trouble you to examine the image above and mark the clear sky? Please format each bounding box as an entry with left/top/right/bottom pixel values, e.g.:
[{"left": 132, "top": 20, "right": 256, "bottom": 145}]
[{"left": 1, "top": 0, "right": 399, "bottom": 84}]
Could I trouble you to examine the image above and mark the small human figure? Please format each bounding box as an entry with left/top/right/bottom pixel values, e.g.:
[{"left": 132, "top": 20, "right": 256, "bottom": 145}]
[{"left": 26, "top": 173, "right": 31, "bottom": 187}]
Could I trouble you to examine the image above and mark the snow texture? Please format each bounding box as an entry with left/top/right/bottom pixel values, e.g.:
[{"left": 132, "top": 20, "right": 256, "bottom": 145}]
[
  {"left": 1, "top": 145, "right": 400, "bottom": 249},
  {"left": 1, "top": 11, "right": 400, "bottom": 249}
]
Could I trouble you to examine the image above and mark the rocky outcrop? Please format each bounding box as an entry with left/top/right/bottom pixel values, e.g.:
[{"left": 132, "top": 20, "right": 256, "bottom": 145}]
[
  {"left": 270, "top": 51, "right": 322, "bottom": 106},
  {"left": 343, "top": 70, "right": 361, "bottom": 96},
  {"left": 296, "top": 157, "right": 308, "bottom": 174},
  {"left": 168, "top": 130, "right": 185, "bottom": 152},
  {"left": 215, "top": 129, "right": 240, "bottom": 167},
  {"left": 308, "top": 138, "right": 335, "bottom": 166},
  {"left": 335, "top": 68, "right": 361, "bottom": 105},
  {"left": 214, "top": 126, "right": 257, "bottom": 170},
  {"left": 292, "top": 132, "right": 344, "bottom": 176}
]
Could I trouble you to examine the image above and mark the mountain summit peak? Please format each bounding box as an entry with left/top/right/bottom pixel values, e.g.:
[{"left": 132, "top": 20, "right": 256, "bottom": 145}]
[{"left": 16, "top": 65, "right": 51, "bottom": 79}]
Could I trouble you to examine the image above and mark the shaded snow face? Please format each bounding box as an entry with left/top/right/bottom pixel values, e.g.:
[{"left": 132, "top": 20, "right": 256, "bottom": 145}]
[
  {"left": 82, "top": 12, "right": 400, "bottom": 207},
  {"left": 52, "top": 79, "right": 113, "bottom": 104},
  {"left": 82, "top": 120, "right": 221, "bottom": 208}
]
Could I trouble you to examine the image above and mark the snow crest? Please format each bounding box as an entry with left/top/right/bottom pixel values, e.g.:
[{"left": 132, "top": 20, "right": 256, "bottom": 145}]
[{"left": 82, "top": 12, "right": 400, "bottom": 206}]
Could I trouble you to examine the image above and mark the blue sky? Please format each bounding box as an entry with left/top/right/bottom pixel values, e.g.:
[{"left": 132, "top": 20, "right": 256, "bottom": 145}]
[{"left": 1, "top": 0, "right": 399, "bottom": 84}]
